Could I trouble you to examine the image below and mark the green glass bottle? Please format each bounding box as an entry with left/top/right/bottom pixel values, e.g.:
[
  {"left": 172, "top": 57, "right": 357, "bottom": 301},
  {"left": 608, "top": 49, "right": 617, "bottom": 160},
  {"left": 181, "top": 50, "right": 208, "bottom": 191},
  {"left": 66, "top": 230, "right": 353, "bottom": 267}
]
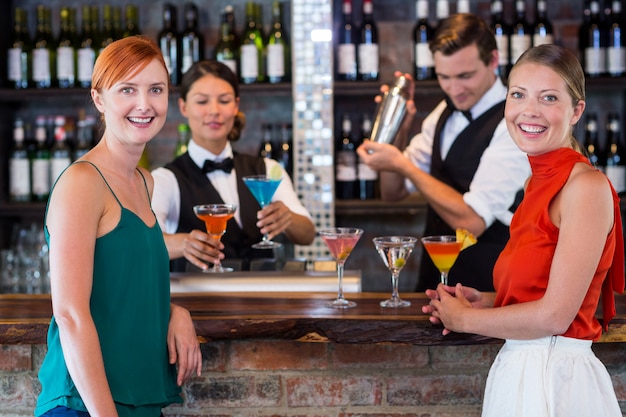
[
  {"left": 240, "top": 2, "right": 265, "bottom": 84},
  {"left": 174, "top": 123, "right": 190, "bottom": 157},
  {"left": 57, "top": 7, "right": 78, "bottom": 88},
  {"left": 77, "top": 6, "right": 96, "bottom": 88},
  {"left": 113, "top": 6, "right": 123, "bottom": 39},
  {"left": 7, "top": 7, "right": 31, "bottom": 89},
  {"left": 158, "top": 3, "right": 179, "bottom": 85},
  {"left": 100, "top": 5, "right": 117, "bottom": 54},
  {"left": 180, "top": 2, "right": 204, "bottom": 76},
  {"left": 266, "top": 1, "right": 289, "bottom": 83},
  {"left": 32, "top": 5, "right": 55, "bottom": 88},
  {"left": 215, "top": 6, "right": 238, "bottom": 75},
  {"left": 122, "top": 5, "right": 140, "bottom": 37}
]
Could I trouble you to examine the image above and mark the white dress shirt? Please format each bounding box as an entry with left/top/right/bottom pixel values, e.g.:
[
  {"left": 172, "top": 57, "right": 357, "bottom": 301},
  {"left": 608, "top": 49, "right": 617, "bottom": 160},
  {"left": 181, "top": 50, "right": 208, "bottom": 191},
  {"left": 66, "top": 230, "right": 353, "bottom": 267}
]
[{"left": 403, "top": 79, "right": 531, "bottom": 227}]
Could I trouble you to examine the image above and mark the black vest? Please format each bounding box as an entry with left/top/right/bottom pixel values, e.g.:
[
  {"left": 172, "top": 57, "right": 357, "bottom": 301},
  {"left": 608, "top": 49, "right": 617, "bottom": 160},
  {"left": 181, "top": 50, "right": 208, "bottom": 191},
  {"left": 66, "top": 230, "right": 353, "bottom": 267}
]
[
  {"left": 165, "top": 152, "right": 267, "bottom": 272},
  {"left": 417, "top": 101, "right": 523, "bottom": 291}
]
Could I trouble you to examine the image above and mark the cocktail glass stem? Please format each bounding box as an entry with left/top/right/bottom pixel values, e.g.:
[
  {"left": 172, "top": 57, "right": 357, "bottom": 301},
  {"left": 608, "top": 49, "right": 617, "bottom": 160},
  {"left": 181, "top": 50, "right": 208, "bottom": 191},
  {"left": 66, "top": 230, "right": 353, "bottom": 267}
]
[
  {"left": 440, "top": 271, "right": 448, "bottom": 285},
  {"left": 390, "top": 270, "right": 401, "bottom": 302},
  {"left": 327, "top": 260, "right": 356, "bottom": 308}
]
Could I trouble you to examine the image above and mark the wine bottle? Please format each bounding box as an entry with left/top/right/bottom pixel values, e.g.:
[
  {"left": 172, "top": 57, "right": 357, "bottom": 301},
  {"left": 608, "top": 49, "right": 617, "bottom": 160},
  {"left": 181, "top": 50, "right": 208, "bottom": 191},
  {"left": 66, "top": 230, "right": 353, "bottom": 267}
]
[
  {"left": 77, "top": 5, "right": 97, "bottom": 88},
  {"left": 335, "top": 114, "right": 358, "bottom": 200},
  {"left": 336, "top": 0, "right": 357, "bottom": 81},
  {"left": 532, "top": 0, "right": 554, "bottom": 47},
  {"left": 605, "top": 112, "right": 626, "bottom": 193},
  {"left": 158, "top": 3, "right": 180, "bottom": 85},
  {"left": 73, "top": 114, "right": 93, "bottom": 161},
  {"left": 181, "top": 2, "right": 205, "bottom": 76},
  {"left": 57, "top": 7, "right": 77, "bottom": 88},
  {"left": 215, "top": 6, "right": 238, "bottom": 75},
  {"left": 413, "top": 0, "right": 434, "bottom": 81},
  {"left": 267, "top": 1, "right": 290, "bottom": 83},
  {"left": 607, "top": 0, "right": 625, "bottom": 77},
  {"left": 100, "top": 5, "right": 117, "bottom": 54},
  {"left": 7, "top": 7, "right": 31, "bottom": 89},
  {"left": 31, "top": 116, "right": 51, "bottom": 202},
  {"left": 583, "top": 0, "right": 607, "bottom": 77},
  {"left": 240, "top": 1, "right": 265, "bottom": 84},
  {"left": 357, "top": 0, "right": 379, "bottom": 81},
  {"left": 435, "top": 0, "right": 449, "bottom": 26},
  {"left": 510, "top": 0, "right": 531, "bottom": 65},
  {"left": 357, "top": 113, "right": 377, "bottom": 200},
  {"left": 457, "top": 0, "right": 470, "bottom": 14},
  {"left": 32, "top": 5, "right": 55, "bottom": 89},
  {"left": 174, "top": 123, "right": 190, "bottom": 157},
  {"left": 50, "top": 116, "right": 72, "bottom": 187},
  {"left": 583, "top": 113, "right": 603, "bottom": 170},
  {"left": 275, "top": 123, "right": 293, "bottom": 178},
  {"left": 9, "top": 118, "right": 31, "bottom": 203},
  {"left": 490, "top": 0, "right": 510, "bottom": 79},
  {"left": 122, "top": 5, "right": 140, "bottom": 37},
  {"left": 259, "top": 123, "right": 274, "bottom": 158}
]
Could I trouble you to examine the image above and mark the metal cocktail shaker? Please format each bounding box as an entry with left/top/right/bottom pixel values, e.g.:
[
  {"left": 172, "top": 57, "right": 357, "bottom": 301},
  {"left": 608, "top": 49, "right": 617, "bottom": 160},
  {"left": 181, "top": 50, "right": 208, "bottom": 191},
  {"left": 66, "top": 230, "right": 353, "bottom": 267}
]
[{"left": 369, "top": 75, "right": 411, "bottom": 145}]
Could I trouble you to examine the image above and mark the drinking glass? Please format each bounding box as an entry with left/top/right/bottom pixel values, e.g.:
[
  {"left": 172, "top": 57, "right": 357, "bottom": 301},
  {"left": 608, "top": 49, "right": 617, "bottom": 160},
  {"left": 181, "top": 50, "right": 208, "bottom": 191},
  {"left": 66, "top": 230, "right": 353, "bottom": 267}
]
[
  {"left": 193, "top": 204, "right": 237, "bottom": 273},
  {"left": 242, "top": 175, "right": 283, "bottom": 249},
  {"left": 373, "top": 236, "right": 417, "bottom": 308},
  {"left": 318, "top": 227, "right": 363, "bottom": 308},
  {"left": 420, "top": 235, "right": 462, "bottom": 285}
]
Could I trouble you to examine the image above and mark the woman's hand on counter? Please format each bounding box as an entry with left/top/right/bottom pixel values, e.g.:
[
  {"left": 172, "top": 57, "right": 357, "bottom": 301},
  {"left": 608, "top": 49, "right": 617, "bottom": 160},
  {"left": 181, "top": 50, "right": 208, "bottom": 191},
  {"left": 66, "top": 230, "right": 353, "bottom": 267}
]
[{"left": 168, "top": 303, "right": 202, "bottom": 385}]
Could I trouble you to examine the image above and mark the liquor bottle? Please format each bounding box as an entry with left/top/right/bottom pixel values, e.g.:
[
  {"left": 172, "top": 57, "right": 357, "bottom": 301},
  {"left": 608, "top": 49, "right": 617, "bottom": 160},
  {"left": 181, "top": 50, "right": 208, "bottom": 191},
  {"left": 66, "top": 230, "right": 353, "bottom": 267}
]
[
  {"left": 9, "top": 118, "right": 31, "bottom": 203},
  {"left": 100, "top": 5, "right": 117, "bottom": 54},
  {"left": 174, "top": 123, "right": 190, "bottom": 157},
  {"left": 457, "top": 0, "right": 470, "bottom": 14},
  {"left": 605, "top": 112, "right": 626, "bottom": 193},
  {"left": 259, "top": 124, "right": 274, "bottom": 158},
  {"left": 357, "top": 0, "right": 379, "bottom": 81},
  {"left": 583, "top": 113, "right": 603, "bottom": 170},
  {"left": 77, "top": 5, "right": 97, "bottom": 88},
  {"left": 50, "top": 116, "right": 72, "bottom": 187},
  {"left": 357, "top": 113, "right": 377, "bottom": 200},
  {"left": 274, "top": 123, "right": 293, "bottom": 178},
  {"left": 607, "top": 0, "right": 625, "bottom": 77},
  {"left": 510, "top": 0, "right": 531, "bottom": 65},
  {"left": 158, "top": 3, "right": 180, "bottom": 85},
  {"left": 413, "top": 0, "right": 434, "bottom": 81},
  {"left": 435, "top": 0, "right": 449, "bottom": 26},
  {"left": 583, "top": 0, "right": 607, "bottom": 77},
  {"left": 122, "top": 5, "right": 140, "bottom": 37},
  {"left": 7, "top": 7, "right": 31, "bottom": 89},
  {"left": 113, "top": 6, "right": 123, "bottom": 39},
  {"left": 335, "top": 114, "right": 358, "bottom": 200},
  {"left": 215, "top": 6, "right": 238, "bottom": 75},
  {"left": 31, "top": 116, "right": 51, "bottom": 202},
  {"left": 336, "top": 0, "right": 357, "bottom": 81},
  {"left": 240, "top": 2, "right": 265, "bottom": 84},
  {"left": 73, "top": 117, "right": 93, "bottom": 160},
  {"left": 181, "top": 3, "right": 204, "bottom": 76},
  {"left": 267, "top": 1, "right": 290, "bottom": 83},
  {"left": 532, "top": 0, "right": 554, "bottom": 47},
  {"left": 490, "top": 0, "right": 510, "bottom": 79},
  {"left": 32, "top": 5, "right": 55, "bottom": 89},
  {"left": 57, "top": 7, "right": 77, "bottom": 88}
]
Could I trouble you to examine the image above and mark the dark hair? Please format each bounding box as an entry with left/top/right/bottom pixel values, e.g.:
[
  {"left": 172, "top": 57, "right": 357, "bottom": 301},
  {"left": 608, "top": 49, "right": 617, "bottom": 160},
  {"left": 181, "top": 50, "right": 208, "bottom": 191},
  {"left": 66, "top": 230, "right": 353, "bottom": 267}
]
[
  {"left": 430, "top": 13, "right": 497, "bottom": 66},
  {"left": 179, "top": 60, "right": 245, "bottom": 141}
]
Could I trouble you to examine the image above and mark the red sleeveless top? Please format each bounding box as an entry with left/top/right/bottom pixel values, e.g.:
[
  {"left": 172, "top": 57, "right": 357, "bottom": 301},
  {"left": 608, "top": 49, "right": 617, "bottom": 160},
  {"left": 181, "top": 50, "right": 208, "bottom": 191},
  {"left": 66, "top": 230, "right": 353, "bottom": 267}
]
[{"left": 493, "top": 147, "right": 624, "bottom": 341}]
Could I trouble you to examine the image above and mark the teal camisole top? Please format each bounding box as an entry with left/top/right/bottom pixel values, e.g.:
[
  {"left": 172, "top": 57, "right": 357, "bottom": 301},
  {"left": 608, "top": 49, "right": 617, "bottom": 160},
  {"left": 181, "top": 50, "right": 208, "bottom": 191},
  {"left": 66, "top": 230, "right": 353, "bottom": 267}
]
[{"left": 35, "top": 161, "right": 181, "bottom": 417}]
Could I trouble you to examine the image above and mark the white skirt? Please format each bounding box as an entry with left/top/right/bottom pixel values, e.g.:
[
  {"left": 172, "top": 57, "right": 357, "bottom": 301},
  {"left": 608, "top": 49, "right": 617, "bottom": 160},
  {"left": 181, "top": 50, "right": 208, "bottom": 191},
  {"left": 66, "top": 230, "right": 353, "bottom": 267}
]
[{"left": 481, "top": 336, "right": 622, "bottom": 417}]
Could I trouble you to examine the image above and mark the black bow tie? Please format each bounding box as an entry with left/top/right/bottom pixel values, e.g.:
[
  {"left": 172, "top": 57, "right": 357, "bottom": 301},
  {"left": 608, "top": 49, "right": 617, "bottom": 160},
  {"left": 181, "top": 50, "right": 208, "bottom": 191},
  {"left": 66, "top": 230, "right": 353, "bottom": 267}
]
[
  {"left": 446, "top": 98, "right": 473, "bottom": 122},
  {"left": 202, "top": 158, "right": 234, "bottom": 174}
]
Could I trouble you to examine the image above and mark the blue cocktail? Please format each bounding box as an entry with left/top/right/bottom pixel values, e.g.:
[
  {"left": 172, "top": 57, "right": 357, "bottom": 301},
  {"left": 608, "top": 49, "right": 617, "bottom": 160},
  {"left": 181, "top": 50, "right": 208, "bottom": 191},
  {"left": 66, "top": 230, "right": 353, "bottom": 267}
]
[{"left": 243, "top": 175, "right": 283, "bottom": 249}]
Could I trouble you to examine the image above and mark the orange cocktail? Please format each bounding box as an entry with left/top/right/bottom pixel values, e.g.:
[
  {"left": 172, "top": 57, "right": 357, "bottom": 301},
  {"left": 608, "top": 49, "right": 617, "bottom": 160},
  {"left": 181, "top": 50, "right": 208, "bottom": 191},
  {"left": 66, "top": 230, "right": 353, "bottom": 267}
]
[
  {"left": 421, "top": 239, "right": 462, "bottom": 273},
  {"left": 193, "top": 204, "right": 237, "bottom": 273}
]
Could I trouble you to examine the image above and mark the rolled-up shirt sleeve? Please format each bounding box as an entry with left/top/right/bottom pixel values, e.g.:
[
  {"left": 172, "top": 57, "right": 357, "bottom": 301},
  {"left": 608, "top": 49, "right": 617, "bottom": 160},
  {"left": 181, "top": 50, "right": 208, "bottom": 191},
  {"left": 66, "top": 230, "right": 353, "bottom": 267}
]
[{"left": 151, "top": 167, "right": 181, "bottom": 234}]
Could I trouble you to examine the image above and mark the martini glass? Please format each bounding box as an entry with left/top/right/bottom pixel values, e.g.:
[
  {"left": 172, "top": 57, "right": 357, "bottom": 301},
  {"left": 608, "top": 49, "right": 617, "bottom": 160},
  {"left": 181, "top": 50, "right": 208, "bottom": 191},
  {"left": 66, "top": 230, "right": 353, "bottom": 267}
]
[
  {"left": 242, "top": 175, "right": 283, "bottom": 249},
  {"left": 193, "top": 204, "right": 237, "bottom": 273},
  {"left": 373, "top": 236, "right": 417, "bottom": 308},
  {"left": 318, "top": 227, "right": 363, "bottom": 308},
  {"left": 420, "top": 235, "right": 463, "bottom": 285}
]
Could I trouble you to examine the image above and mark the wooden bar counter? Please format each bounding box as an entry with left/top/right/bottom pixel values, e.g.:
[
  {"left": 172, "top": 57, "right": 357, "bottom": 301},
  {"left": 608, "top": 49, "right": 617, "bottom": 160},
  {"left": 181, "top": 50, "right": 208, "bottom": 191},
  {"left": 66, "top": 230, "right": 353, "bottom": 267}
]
[{"left": 2, "top": 291, "right": 625, "bottom": 346}]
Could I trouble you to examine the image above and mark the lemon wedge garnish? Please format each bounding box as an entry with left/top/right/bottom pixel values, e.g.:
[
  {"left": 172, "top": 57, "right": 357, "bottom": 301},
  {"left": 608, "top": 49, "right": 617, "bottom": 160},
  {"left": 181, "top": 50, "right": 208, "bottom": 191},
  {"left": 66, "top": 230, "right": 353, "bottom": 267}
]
[
  {"left": 269, "top": 164, "right": 283, "bottom": 180},
  {"left": 456, "top": 228, "right": 477, "bottom": 251}
]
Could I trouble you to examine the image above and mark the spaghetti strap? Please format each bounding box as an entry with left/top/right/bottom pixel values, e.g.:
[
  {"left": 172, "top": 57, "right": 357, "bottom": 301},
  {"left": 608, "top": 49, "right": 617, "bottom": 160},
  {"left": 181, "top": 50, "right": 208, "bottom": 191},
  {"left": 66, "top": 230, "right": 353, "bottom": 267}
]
[
  {"left": 73, "top": 160, "right": 124, "bottom": 209},
  {"left": 135, "top": 168, "right": 152, "bottom": 205}
]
